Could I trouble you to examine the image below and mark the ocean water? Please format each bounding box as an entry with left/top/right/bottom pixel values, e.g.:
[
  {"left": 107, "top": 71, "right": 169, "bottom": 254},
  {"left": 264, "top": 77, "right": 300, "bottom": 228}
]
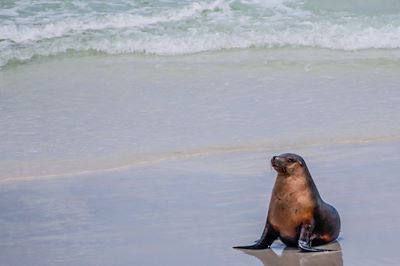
[
  {"left": 1, "top": 0, "right": 400, "bottom": 179},
  {"left": 2, "top": 0, "right": 400, "bottom": 67}
]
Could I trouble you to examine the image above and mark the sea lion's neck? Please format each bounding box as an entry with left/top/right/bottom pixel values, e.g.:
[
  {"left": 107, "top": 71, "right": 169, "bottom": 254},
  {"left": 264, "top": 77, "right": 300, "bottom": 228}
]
[
  {"left": 301, "top": 166, "right": 322, "bottom": 201},
  {"left": 273, "top": 168, "right": 322, "bottom": 201}
]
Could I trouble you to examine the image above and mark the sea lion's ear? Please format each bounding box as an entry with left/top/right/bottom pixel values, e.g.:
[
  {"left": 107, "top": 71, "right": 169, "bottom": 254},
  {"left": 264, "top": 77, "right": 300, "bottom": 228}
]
[{"left": 298, "top": 161, "right": 303, "bottom": 167}]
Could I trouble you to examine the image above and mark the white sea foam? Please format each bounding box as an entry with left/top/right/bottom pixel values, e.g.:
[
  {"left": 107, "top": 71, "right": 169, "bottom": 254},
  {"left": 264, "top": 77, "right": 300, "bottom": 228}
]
[
  {"left": 0, "top": 0, "right": 229, "bottom": 43},
  {"left": 1, "top": 0, "right": 400, "bottom": 67}
]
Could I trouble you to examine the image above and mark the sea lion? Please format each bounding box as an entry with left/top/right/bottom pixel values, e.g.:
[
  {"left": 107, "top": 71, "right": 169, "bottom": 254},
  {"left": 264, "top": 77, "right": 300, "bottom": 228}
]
[{"left": 234, "top": 153, "right": 340, "bottom": 252}]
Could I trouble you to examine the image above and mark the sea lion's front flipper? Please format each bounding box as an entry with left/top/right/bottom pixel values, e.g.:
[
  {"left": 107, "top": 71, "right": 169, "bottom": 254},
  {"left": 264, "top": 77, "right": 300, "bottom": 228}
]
[
  {"left": 233, "top": 223, "right": 278, "bottom": 250},
  {"left": 298, "top": 224, "right": 332, "bottom": 252},
  {"left": 298, "top": 240, "right": 329, "bottom": 252}
]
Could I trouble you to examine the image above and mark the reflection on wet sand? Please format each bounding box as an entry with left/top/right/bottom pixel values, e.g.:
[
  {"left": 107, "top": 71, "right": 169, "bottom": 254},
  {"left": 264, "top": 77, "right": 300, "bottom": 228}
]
[{"left": 239, "top": 241, "right": 342, "bottom": 266}]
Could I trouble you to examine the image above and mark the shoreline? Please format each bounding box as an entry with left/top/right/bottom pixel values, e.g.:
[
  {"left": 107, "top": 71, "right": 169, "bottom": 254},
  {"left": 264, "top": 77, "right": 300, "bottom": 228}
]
[
  {"left": 2, "top": 135, "right": 400, "bottom": 183},
  {"left": 3, "top": 45, "right": 400, "bottom": 71}
]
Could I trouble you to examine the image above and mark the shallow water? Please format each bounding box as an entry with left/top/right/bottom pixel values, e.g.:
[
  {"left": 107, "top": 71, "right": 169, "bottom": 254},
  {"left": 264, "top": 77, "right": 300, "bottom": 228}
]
[
  {"left": 1, "top": 49, "right": 400, "bottom": 179},
  {"left": 0, "top": 141, "right": 399, "bottom": 265}
]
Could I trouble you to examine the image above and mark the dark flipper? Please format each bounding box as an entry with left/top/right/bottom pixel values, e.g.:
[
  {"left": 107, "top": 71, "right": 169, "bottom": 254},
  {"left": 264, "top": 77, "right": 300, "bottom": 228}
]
[
  {"left": 298, "top": 240, "right": 332, "bottom": 252},
  {"left": 298, "top": 224, "right": 333, "bottom": 252},
  {"left": 233, "top": 242, "right": 269, "bottom": 250},
  {"left": 233, "top": 223, "right": 278, "bottom": 250}
]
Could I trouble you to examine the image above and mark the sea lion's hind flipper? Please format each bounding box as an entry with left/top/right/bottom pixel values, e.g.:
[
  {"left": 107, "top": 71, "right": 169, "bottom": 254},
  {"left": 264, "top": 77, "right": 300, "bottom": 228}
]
[
  {"left": 298, "top": 240, "right": 333, "bottom": 252},
  {"left": 233, "top": 223, "right": 278, "bottom": 250},
  {"left": 232, "top": 240, "right": 268, "bottom": 249},
  {"left": 233, "top": 239, "right": 270, "bottom": 249},
  {"left": 233, "top": 243, "right": 269, "bottom": 250}
]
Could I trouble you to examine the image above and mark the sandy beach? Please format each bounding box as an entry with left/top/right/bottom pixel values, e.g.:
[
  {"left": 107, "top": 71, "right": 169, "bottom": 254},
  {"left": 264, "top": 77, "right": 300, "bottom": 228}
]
[{"left": 1, "top": 140, "right": 400, "bottom": 265}]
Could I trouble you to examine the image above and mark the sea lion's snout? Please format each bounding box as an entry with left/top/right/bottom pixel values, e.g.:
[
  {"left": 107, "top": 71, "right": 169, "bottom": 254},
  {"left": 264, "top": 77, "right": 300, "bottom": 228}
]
[
  {"left": 271, "top": 155, "right": 285, "bottom": 165},
  {"left": 271, "top": 156, "right": 278, "bottom": 165},
  {"left": 271, "top": 156, "right": 286, "bottom": 173}
]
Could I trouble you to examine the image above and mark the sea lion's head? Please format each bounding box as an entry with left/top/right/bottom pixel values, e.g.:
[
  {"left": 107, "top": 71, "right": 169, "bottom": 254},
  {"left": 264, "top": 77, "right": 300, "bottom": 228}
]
[{"left": 271, "top": 153, "right": 305, "bottom": 175}]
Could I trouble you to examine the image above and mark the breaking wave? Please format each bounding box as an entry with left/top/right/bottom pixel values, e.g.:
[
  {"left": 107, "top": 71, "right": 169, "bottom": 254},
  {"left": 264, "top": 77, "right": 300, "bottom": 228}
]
[{"left": 1, "top": 0, "right": 400, "bottom": 67}]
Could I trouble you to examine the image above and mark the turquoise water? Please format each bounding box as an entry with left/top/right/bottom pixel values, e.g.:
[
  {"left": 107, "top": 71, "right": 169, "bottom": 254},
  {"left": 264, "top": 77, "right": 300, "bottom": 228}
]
[
  {"left": 1, "top": 0, "right": 400, "bottom": 179},
  {"left": 2, "top": 0, "right": 400, "bottom": 67},
  {"left": 1, "top": 50, "right": 400, "bottom": 179}
]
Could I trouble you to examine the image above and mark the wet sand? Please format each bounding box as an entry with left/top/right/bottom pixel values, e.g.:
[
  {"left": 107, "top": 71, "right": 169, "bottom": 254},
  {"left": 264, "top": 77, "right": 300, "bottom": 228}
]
[{"left": 1, "top": 140, "right": 400, "bottom": 265}]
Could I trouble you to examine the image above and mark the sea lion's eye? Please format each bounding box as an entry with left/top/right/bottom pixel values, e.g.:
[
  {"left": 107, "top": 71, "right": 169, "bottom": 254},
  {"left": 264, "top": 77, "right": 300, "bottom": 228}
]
[{"left": 287, "top": 158, "right": 295, "bottom": 163}]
